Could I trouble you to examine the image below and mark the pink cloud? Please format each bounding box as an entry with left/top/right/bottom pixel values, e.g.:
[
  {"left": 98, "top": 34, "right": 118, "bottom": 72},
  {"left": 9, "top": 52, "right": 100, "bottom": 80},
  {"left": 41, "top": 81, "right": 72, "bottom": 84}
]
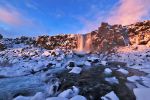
[
  {"left": 107, "top": 0, "right": 150, "bottom": 25},
  {"left": 0, "top": 6, "right": 35, "bottom": 27}
]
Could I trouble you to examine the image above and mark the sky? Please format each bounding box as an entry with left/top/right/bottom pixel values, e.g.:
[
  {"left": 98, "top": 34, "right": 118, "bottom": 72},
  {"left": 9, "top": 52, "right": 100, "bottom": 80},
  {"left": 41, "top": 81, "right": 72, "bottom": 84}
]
[{"left": 0, "top": 0, "right": 150, "bottom": 38}]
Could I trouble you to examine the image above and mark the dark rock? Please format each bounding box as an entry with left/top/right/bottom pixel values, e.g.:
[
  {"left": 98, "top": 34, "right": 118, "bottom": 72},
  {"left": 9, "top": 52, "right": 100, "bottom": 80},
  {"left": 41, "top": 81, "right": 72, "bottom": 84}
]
[
  {"left": 107, "top": 61, "right": 127, "bottom": 67},
  {"left": 68, "top": 61, "right": 75, "bottom": 67},
  {"left": 0, "top": 34, "right": 3, "bottom": 39},
  {"left": 0, "top": 43, "right": 6, "bottom": 51}
]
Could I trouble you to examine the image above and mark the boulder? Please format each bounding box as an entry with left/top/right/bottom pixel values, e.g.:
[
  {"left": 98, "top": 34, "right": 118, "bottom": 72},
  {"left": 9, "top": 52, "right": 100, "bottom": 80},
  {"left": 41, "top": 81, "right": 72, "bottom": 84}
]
[
  {"left": 0, "top": 43, "right": 6, "bottom": 51},
  {"left": 0, "top": 34, "right": 3, "bottom": 39}
]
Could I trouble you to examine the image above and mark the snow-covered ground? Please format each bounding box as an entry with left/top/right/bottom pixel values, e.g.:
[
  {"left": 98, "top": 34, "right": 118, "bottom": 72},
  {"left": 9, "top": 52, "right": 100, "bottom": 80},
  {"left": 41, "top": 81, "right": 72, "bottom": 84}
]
[
  {"left": 108, "top": 45, "right": 150, "bottom": 100},
  {"left": 1, "top": 40, "right": 150, "bottom": 100}
]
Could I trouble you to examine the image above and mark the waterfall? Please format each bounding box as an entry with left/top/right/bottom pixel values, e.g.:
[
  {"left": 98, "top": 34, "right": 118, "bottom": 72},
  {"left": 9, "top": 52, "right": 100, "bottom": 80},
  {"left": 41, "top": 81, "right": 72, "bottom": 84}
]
[{"left": 76, "top": 34, "right": 92, "bottom": 52}]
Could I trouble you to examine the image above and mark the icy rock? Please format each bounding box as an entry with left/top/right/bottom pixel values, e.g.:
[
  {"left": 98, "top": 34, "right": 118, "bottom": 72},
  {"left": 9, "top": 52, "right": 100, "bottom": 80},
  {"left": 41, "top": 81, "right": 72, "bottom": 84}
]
[
  {"left": 133, "top": 88, "right": 150, "bottom": 100},
  {"left": 70, "top": 95, "right": 87, "bottom": 100},
  {"left": 72, "top": 86, "right": 79, "bottom": 96},
  {"left": 58, "top": 89, "right": 74, "bottom": 98},
  {"left": 104, "top": 68, "right": 112, "bottom": 75},
  {"left": 76, "top": 61, "right": 84, "bottom": 67},
  {"left": 48, "top": 78, "right": 61, "bottom": 96},
  {"left": 127, "top": 76, "right": 141, "bottom": 82},
  {"left": 101, "top": 91, "right": 119, "bottom": 100},
  {"left": 58, "top": 86, "right": 79, "bottom": 99},
  {"left": 46, "top": 97, "right": 68, "bottom": 100},
  {"left": 101, "top": 61, "right": 107, "bottom": 66},
  {"left": 105, "top": 77, "right": 119, "bottom": 84},
  {"left": 74, "top": 51, "right": 86, "bottom": 57},
  {"left": 117, "top": 68, "right": 129, "bottom": 75},
  {"left": 13, "top": 96, "right": 31, "bottom": 100},
  {"left": 84, "top": 61, "right": 91, "bottom": 67},
  {"left": 55, "top": 63, "right": 62, "bottom": 68},
  {"left": 42, "top": 51, "right": 51, "bottom": 56},
  {"left": 31, "top": 92, "right": 46, "bottom": 100},
  {"left": 87, "top": 57, "right": 99, "bottom": 63},
  {"left": 69, "top": 67, "right": 82, "bottom": 74},
  {"left": 141, "top": 77, "right": 150, "bottom": 87}
]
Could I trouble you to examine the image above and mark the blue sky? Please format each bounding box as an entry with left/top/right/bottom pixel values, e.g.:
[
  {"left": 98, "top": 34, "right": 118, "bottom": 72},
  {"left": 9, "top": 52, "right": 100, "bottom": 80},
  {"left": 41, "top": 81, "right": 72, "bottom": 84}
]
[{"left": 0, "top": 0, "right": 149, "bottom": 38}]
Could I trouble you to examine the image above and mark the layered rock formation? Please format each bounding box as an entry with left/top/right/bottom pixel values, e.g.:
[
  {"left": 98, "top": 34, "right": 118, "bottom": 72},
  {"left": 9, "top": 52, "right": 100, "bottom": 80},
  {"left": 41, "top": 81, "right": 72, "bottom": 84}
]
[
  {"left": 128, "top": 20, "right": 150, "bottom": 45},
  {"left": 1, "top": 20, "right": 149, "bottom": 52},
  {"left": 36, "top": 34, "right": 78, "bottom": 50}
]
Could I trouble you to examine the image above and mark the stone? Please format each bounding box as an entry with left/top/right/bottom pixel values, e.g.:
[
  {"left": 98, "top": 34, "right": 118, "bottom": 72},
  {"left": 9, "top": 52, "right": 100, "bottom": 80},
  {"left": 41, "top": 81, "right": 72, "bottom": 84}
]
[
  {"left": 69, "top": 67, "right": 82, "bottom": 74},
  {"left": 46, "top": 97, "right": 68, "bottom": 100},
  {"left": 70, "top": 95, "right": 87, "bottom": 100},
  {"left": 101, "top": 91, "right": 119, "bottom": 100},
  {"left": 0, "top": 34, "right": 3, "bottom": 39},
  {"left": 0, "top": 43, "right": 6, "bottom": 51}
]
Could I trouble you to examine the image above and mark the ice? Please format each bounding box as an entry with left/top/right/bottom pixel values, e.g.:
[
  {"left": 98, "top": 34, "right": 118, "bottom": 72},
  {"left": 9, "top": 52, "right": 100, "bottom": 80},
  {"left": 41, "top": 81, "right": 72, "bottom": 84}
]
[
  {"left": 127, "top": 76, "right": 141, "bottom": 82},
  {"left": 101, "top": 91, "right": 119, "bottom": 100},
  {"left": 105, "top": 77, "right": 119, "bottom": 84},
  {"left": 58, "top": 89, "right": 73, "bottom": 98},
  {"left": 117, "top": 68, "right": 129, "bottom": 75},
  {"left": 13, "top": 96, "right": 31, "bottom": 100},
  {"left": 69, "top": 67, "right": 82, "bottom": 74},
  {"left": 70, "top": 95, "right": 87, "bottom": 100},
  {"left": 46, "top": 97, "right": 68, "bottom": 100},
  {"left": 31, "top": 92, "right": 46, "bottom": 100},
  {"left": 101, "top": 61, "right": 107, "bottom": 66},
  {"left": 133, "top": 88, "right": 150, "bottom": 100},
  {"left": 58, "top": 86, "right": 79, "bottom": 99},
  {"left": 72, "top": 86, "right": 79, "bottom": 96},
  {"left": 141, "top": 77, "right": 150, "bottom": 87},
  {"left": 84, "top": 61, "right": 91, "bottom": 67},
  {"left": 104, "top": 68, "right": 112, "bottom": 75}
]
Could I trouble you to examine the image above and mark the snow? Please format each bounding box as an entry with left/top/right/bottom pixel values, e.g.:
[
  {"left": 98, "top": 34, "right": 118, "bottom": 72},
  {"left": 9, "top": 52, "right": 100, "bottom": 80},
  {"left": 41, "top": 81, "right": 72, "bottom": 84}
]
[
  {"left": 105, "top": 77, "right": 119, "bottom": 84},
  {"left": 46, "top": 97, "right": 68, "bottom": 100},
  {"left": 141, "top": 77, "right": 150, "bottom": 87},
  {"left": 108, "top": 45, "right": 150, "bottom": 74},
  {"left": 104, "top": 68, "right": 112, "bottom": 75},
  {"left": 42, "top": 51, "right": 51, "bottom": 56},
  {"left": 69, "top": 67, "right": 82, "bottom": 74},
  {"left": 58, "top": 86, "right": 79, "bottom": 99},
  {"left": 31, "top": 92, "right": 46, "bottom": 100},
  {"left": 127, "top": 76, "right": 141, "bottom": 82},
  {"left": 117, "top": 68, "right": 129, "bottom": 75},
  {"left": 101, "top": 61, "right": 107, "bottom": 66},
  {"left": 58, "top": 89, "right": 74, "bottom": 98},
  {"left": 13, "top": 96, "right": 31, "bottom": 100},
  {"left": 84, "top": 61, "right": 91, "bottom": 67},
  {"left": 101, "top": 91, "right": 119, "bottom": 100},
  {"left": 70, "top": 95, "right": 87, "bottom": 100},
  {"left": 72, "top": 86, "right": 80, "bottom": 96},
  {"left": 133, "top": 88, "right": 150, "bottom": 100}
]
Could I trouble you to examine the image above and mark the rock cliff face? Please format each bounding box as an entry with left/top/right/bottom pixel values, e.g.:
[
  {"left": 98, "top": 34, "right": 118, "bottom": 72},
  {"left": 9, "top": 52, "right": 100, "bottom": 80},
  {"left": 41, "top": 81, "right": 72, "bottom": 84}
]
[
  {"left": 1, "top": 20, "right": 149, "bottom": 52},
  {"left": 36, "top": 34, "right": 78, "bottom": 50},
  {"left": 36, "top": 21, "right": 150, "bottom": 52},
  {"left": 128, "top": 20, "right": 150, "bottom": 45}
]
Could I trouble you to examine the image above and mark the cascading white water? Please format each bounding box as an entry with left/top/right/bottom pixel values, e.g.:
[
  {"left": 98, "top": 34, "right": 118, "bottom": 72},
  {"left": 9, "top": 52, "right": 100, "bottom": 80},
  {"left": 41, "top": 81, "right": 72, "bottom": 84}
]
[{"left": 76, "top": 34, "right": 92, "bottom": 52}]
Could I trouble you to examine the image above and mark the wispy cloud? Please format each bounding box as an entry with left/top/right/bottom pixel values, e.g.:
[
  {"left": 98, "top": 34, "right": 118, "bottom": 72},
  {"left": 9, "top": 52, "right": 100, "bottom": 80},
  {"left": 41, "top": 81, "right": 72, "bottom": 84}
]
[
  {"left": 0, "top": 5, "right": 35, "bottom": 27},
  {"left": 76, "top": 5, "right": 106, "bottom": 34},
  {"left": 0, "top": 2, "right": 49, "bottom": 37},
  {"left": 77, "top": 0, "right": 150, "bottom": 34},
  {"left": 107, "top": 0, "right": 150, "bottom": 25}
]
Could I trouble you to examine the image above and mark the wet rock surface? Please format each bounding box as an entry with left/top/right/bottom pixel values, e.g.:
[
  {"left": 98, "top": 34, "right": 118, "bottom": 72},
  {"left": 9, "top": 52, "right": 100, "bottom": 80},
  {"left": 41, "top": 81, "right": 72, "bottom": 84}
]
[{"left": 57, "top": 64, "right": 146, "bottom": 100}]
